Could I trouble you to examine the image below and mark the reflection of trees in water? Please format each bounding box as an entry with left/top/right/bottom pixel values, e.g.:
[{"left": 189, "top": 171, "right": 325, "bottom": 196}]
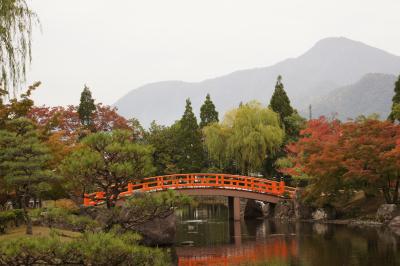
[
  {"left": 299, "top": 223, "right": 400, "bottom": 266},
  {"left": 176, "top": 204, "right": 400, "bottom": 266},
  {"left": 177, "top": 202, "right": 228, "bottom": 221},
  {"left": 177, "top": 238, "right": 298, "bottom": 266},
  {"left": 312, "top": 223, "right": 329, "bottom": 235}
]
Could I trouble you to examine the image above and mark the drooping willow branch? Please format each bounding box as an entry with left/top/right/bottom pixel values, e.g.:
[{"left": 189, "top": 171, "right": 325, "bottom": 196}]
[{"left": 0, "top": 0, "right": 39, "bottom": 96}]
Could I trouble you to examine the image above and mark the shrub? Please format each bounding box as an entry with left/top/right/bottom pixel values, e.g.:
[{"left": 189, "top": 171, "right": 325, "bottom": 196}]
[
  {"left": 30, "top": 207, "right": 100, "bottom": 232},
  {"left": 0, "top": 210, "right": 24, "bottom": 234},
  {"left": 54, "top": 199, "right": 79, "bottom": 211},
  {"left": 68, "top": 215, "right": 99, "bottom": 232},
  {"left": 42, "top": 199, "right": 79, "bottom": 212},
  {"left": 0, "top": 231, "right": 170, "bottom": 265},
  {"left": 103, "top": 190, "right": 192, "bottom": 232}
]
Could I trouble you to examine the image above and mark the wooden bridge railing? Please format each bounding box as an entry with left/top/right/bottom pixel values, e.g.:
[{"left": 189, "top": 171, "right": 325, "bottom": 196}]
[{"left": 84, "top": 173, "right": 296, "bottom": 206}]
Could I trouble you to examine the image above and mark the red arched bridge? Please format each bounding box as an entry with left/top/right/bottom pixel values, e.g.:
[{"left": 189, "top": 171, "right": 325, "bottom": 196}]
[{"left": 83, "top": 173, "right": 296, "bottom": 220}]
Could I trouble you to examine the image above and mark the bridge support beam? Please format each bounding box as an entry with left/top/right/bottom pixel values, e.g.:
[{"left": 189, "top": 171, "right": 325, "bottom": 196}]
[{"left": 228, "top": 196, "right": 241, "bottom": 221}]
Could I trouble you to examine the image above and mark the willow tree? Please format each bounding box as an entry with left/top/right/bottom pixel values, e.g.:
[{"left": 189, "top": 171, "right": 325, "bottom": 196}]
[
  {"left": 204, "top": 101, "right": 284, "bottom": 175},
  {"left": 0, "top": 0, "right": 39, "bottom": 95}
]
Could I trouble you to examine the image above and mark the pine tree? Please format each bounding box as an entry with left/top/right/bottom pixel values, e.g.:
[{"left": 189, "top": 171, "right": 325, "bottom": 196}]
[
  {"left": 176, "top": 99, "right": 205, "bottom": 172},
  {"left": 78, "top": 85, "right": 96, "bottom": 127},
  {"left": 0, "top": 118, "right": 56, "bottom": 235},
  {"left": 388, "top": 75, "right": 400, "bottom": 122},
  {"left": 269, "top": 75, "right": 294, "bottom": 121},
  {"left": 61, "top": 130, "right": 154, "bottom": 209},
  {"left": 200, "top": 94, "right": 219, "bottom": 128}
]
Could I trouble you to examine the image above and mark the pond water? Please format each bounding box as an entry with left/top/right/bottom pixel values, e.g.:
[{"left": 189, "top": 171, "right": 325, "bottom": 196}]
[{"left": 172, "top": 203, "right": 400, "bottom": 266}]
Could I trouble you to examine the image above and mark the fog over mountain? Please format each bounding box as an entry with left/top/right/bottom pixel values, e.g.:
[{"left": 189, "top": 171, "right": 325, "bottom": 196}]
[
  {"left": 114, "top": 37, "right": 400, "bottom": 127},
  {"left": 308, "top": 73, "right": 397, "bottom": 120}
]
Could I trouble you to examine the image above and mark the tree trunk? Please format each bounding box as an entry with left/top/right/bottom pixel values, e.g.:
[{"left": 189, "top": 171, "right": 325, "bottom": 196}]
[
  {"left": 393, "top": 176, "right": 400, "bottom": 204},
  {"left": 382, "top": 185, "right": 392, "bottom": 203},
  {"left": 21, "top": 194, "right": 32, "bottom": 235},
  {"left": 106, "top": 194, "right": 114, "bottom": 209}
]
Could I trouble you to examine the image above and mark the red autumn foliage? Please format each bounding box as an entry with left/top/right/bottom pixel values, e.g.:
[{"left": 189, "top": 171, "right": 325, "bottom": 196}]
[
  {"left": 281, "top": 117, "right": 342, "bottom": 178},
  {"left": 28, "top": 103, "right": 130, "bottom": 136},
  {"left": 281, "top": 117, "right": 400, "bottom": 204}
]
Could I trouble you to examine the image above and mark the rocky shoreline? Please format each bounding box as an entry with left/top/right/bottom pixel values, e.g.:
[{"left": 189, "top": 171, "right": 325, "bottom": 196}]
[{"left": 246, "top": 199, "right": 400, "bottom": 236}]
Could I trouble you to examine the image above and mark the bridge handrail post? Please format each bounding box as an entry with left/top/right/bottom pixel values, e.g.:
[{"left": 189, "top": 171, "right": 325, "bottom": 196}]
[
  {"left": 127, "top": 183, "right": 133, "bottom": 193},
  {"left": 156, "top": 177, "right": 159, "bottom": 189},
  {"left": 279, "top": 180, "right": 285, "bottom": 195},
  {"left": 96, "top": 191, "right": 104, "bottom": 199},
  {"left": 83, "top": 194, "right": 90, "bottom": 207},
  {"left": 272, "top": 181, "right": 277, "bottom": 194}
]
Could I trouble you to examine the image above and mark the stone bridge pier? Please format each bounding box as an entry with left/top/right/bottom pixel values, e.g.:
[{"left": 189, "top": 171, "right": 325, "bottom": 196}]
[
  {"left": 228, "top": 197, "right": 242, "bottom": 221},
  {"left": 228, "top": 197, "right": 277, "bottom": 220}
]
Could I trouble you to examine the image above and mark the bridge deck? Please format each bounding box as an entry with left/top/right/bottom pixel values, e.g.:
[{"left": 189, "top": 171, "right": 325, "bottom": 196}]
[{"left": 84, "top": 173, "right": 296, "bottom": 206}]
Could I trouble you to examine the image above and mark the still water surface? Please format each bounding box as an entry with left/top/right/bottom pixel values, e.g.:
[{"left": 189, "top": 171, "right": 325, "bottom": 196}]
[{"left": 173, "top": 203, "right": 400, "bottom": 266}]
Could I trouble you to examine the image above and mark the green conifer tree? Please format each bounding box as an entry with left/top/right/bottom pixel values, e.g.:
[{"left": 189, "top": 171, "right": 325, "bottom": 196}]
[
  {"left": 200, "top": 94, "right": 219, "bottom": 128},
  {"left": 266, "top": 76, "right": 305, "bottom": 176},
  {"left": 0, "top": 118, "right": 56, "bottom": 235},
  {"left": 177, "top": 99, "right": 205, "bottom": 172},
  {"left": 77, "top": 85, "right": 96, "bottom": 127},
  {"left": 61, "top": 130, "right": 154, "bottom": 209},
  {"left": 269, "top": 75, "right": 294, "bottom": 121},
  {"left": 388, "top": 75, "right": 400, "bottom": 122}
]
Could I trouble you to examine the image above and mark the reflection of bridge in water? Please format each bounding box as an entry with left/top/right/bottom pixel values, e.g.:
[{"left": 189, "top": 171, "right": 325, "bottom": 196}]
[
  {"left": 176, "top": 236, "right": 298, "bottom": 266},
  {"left": 84, "top": 173, "right": 296, "bottom": 220}
]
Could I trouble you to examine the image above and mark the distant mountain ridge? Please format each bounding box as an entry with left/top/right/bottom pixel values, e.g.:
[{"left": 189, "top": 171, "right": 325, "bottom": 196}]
[
  {"left": 114, "top": 37, "right": 400, "bottom": 127},
  {"left": 308, "top": 73, "right": 397, "bottom": 120}
]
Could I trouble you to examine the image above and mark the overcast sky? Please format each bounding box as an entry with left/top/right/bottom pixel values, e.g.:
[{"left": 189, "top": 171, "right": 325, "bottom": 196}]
[{"left": 27, "top": 0, "right": 400, "bottom": 107}]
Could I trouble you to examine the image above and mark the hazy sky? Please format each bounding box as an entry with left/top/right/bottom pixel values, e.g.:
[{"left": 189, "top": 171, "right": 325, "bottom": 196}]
[{"left": 27, "top": 0, "right": 400, "bottom": 107}]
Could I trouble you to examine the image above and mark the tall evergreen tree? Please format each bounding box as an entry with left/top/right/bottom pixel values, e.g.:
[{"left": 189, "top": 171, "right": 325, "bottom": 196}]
[
  {"left": 200, "top": 94, "right": 219, "bottom": 128},
  {"left": 176, "top": 99, "right": 205, "bottom": 172},
  {"left": 0, "top": 118, "right": 56, "bottom": 235},
  {"left": 388, "top": 75, "right": 400, "bottom": 122},
  {"left": 266, "top": 76, "right": 305, "bottom": 176},
  {"left": 77, "top": 85, "right": 96, "bottom": 127},
  {"left": 269, "top": 75, "right": 294, "bottom": 121},
  {"left": 268, "top": 75, "right": 305, "bottom": 141}
]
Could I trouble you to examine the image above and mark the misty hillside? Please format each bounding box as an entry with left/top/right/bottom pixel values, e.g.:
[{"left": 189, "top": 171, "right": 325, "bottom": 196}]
[
  {"left": 114, "top": 37, "right": 400, "bottom": 127},
  {"left": 308, "top": 73, "right": 397, "bottom": 120}
]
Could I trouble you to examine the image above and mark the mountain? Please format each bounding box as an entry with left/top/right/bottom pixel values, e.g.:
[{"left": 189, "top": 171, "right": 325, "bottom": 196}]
[
  {"left": 308, "top": 73, "right": 397, "bottom": 120},
  {"left": 114, "top": 37, "right": 400, "bottom": 127}
]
